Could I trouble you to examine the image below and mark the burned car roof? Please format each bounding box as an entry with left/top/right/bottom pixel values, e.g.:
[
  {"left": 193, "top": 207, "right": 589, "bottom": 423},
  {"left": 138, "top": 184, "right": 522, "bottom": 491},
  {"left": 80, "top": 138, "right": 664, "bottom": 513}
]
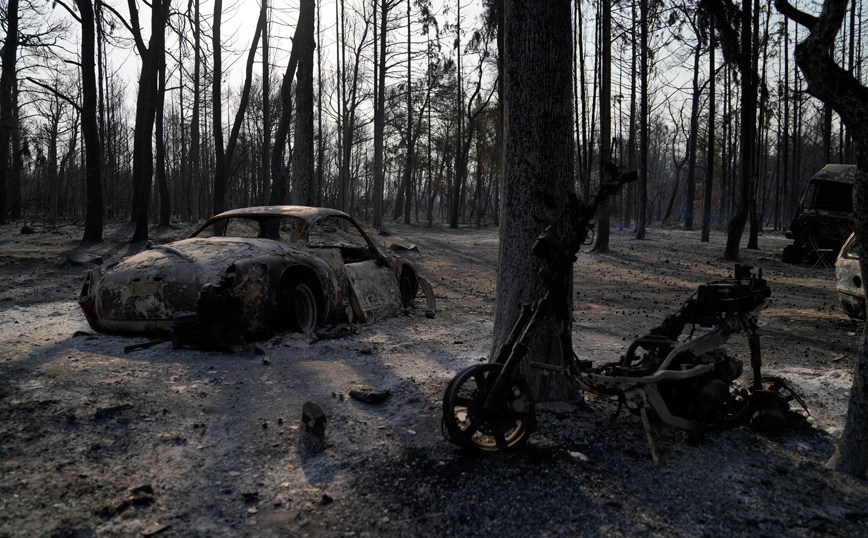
[
  {"left": 807, "top": 164, "right": 857, "bottom": 183},
  {"left": 782, "top": 164, "right": 856, "bottom": 264},
  {"left": 191, "top": 206, "right": 350, "bottom": 236}
]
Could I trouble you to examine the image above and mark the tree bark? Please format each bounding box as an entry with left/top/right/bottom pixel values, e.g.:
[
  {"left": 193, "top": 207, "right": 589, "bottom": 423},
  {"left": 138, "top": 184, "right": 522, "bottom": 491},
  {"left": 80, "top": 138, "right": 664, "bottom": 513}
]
[
  {"left": 212, "top": 0, "right": 227, "bottom": 218},
  {"left": 0, "top": 0, "right": 19, "bottom": 225},
  {"left": 593, "top": 0, "right": 612, "bottom": 253},
  {"left": 372, "top": 0, "right": 392, "bottom": 227},
  {"left": 493, "top": 0, "right": 574, "bottom": 401},
  {"left": 402, "top": 0, "right": 413, "bottom": 225},
  {"left": 74, "top": 0, "right": 104, "bottom": 242},
  {"left": 155, "top": 42, "right": 170, "bottom": 227},
  {"left": 683, "top": 39, "right": 702, "bottom": 231},
  {"left": 292, "top": 0, "right": 315, "bottom": 207},
  {"left": 129, "top": 0, "right": 169, "bottom": 243},
  {"left": 701, "top": 36, "right": 716, "bottom": 243},
  {"left": 188, "top": 0, "right": 201, "bottom": 219},
  {"left": 261, "top": 0, "right": 271, "bottom": 206},
  {"left": 716, "top": 0, "right": 755, "bottom": 260},
  {"left": 270, "top": 0, "right": 315, "bottom": 205},
  {"left": 636, "top": 0, "right": 649, "bottom": 240}
]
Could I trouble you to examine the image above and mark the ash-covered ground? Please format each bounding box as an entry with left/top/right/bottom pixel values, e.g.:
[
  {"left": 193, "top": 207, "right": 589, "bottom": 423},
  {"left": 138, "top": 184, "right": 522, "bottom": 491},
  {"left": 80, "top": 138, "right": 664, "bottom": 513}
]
[{"left": 1, "top": 221, "right": 866, "bottom": 537}]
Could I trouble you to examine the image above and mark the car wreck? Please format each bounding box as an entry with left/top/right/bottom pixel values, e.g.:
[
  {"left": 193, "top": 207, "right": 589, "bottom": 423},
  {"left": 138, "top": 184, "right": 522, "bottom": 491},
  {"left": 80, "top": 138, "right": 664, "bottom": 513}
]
[
  {"left": 835, "top": 233, "right": 865, "bottom": 319},
  {"left": 79, "top": 206, "right": 432, "bottom": 347},
  {"left": 782, "top": 164, "right": 856, "bottom": 264}
]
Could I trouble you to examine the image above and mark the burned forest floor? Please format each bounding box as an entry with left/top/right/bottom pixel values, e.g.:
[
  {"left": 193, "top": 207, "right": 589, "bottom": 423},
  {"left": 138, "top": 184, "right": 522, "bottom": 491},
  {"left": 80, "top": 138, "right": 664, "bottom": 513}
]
[{"left": 1, "top": 219, "right": 867, "bottom": 538}]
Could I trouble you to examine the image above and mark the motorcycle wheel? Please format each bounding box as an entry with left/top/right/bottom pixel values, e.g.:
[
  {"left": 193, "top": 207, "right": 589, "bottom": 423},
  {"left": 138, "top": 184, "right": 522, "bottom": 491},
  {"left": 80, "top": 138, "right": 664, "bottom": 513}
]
[{"left": 441, "top": 363, "right": 536, "bottom": 453}]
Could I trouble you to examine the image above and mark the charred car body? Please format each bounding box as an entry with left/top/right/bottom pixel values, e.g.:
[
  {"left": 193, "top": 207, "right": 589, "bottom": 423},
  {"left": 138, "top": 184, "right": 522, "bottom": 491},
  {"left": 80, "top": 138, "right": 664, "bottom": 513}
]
[
  {"left": 79, "top": 207, "right": 424, "bottom": 345},
  {"left": 835, "top": 232, "right": 865, "bottom": 319},
  {"left": 782, "top": 164, "right": 856, "bottom": 263}
]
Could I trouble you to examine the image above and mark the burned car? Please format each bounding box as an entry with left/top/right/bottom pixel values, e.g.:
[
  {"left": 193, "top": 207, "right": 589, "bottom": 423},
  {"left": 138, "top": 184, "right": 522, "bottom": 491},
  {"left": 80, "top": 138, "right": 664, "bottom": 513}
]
[
  {"left": 79, "top": 206, "right": 426, "bottom": 343},
  {"left": 835, "top": 232, "right": 865, "bottom": 319},
  {"left": 782, "top": 164, "right": 856, "bottom": 263}
]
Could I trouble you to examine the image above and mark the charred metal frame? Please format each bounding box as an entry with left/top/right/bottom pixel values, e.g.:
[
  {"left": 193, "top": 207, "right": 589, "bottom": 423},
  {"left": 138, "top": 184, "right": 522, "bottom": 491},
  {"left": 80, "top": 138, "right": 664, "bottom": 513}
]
[{"left": 80, "top": 206, "right": 430, "bottom": 342}]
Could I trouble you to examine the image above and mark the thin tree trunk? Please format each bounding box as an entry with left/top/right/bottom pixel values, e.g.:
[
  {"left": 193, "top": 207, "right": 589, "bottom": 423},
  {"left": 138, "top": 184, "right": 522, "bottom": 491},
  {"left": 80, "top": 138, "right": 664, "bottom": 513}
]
[
  {"left": 372, "top": 0, "right": 390, "bottom": 227},
  {"left": 0, "top": 0, "right": 18, "bottom": 225},
  {"left": 189, "top": 0, "right": 201, "bottom": 219},
  {"left": 403, "top": 0, "right": 413, "bottom": 225},
  {"left": 212, "top": 0, "right": 228, "bottom": 218},
  {"left": 636, "top": 0, "right": 648, "bottom": 240},
  {"left": 593, "top": 0, "right": 612, "bottom": 253},
  {"left": 683, "top": 39, "right": 702, "bottom": 231},
  {"left": 723, "top": 0, "right": 754, "bottom": 260},
  {"left": 129, "top": 0, "right": 168, "bottom": 243},
  {"left": 155, "top": 49, "right": 169, "bottom": 227},
  {"left": 702, "top": 36, "right": 716, "bottom": 243},
  {"left": 75, "top": 0, "right": 104, "bottom": 241},
  {"left": 292, "top": 0, "right": 315, "bottom": 206},
  {"left": 261, "top": 0, "right": 271, "bottom": 205},
  {"left": 270, "top": 0, "right": 315, "bottom": 205}
]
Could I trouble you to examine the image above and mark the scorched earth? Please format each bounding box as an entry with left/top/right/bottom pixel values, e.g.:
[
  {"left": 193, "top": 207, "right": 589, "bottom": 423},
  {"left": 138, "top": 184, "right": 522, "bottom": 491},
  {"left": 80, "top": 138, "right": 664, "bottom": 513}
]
[{"left": 0, "top": 220, "right": 866, "bottom": 537}]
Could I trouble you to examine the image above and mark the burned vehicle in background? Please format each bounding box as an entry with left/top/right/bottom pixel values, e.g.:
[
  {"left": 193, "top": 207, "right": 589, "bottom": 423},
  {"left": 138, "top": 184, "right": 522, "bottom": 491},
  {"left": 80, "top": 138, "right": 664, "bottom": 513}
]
[
  {"left": 79, "top": 206, "right": 426, "bottom": 344},
  {"left": 835, "top": 232, "right": 865, "bottom": 320},
  {"left": 782, "top": 164, "right": 856, "bottom": 264}
]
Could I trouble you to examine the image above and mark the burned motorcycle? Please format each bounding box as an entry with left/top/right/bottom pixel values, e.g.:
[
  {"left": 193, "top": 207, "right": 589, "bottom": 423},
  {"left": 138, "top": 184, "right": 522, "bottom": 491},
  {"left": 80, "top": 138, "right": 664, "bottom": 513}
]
[{"left": 441, "top": 168, "right": 799, "bottom": 459}]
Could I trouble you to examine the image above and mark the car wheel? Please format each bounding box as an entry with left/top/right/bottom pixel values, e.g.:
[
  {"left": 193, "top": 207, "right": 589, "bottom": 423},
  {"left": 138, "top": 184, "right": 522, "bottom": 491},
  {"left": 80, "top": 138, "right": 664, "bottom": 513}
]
[
  {"left": 280, "top": 281, "right": 318, "bottom": 333},
  {"left": 781, "top": 244, "right": 804, "bottom": 264},
  {"left": 399, "top": 273, "right": 415, "bottom": 308}
]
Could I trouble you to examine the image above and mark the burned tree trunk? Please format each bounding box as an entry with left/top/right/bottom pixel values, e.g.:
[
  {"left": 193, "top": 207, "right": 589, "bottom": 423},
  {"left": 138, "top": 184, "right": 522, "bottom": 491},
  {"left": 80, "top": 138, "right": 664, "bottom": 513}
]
[
  {"left": 0, "top": 0, "right": 17, "bottom": 225},
  {"left": 492, "top": 0, "right": 574, "bottom": 401},
  {"left": 722, "top": 0, "right": 755, "bottom": 260},
  {"left": 292, "top": 0, "right": 315, "bottom": 207},
  {"left": 128, "top": 0, "right": 169, "bottom": 243},
  {"left": 75, "top": 0, "right": 104, "bottom": 242},
  {"left": 270, "top": 0, "right": 315, "bottom": 205}
]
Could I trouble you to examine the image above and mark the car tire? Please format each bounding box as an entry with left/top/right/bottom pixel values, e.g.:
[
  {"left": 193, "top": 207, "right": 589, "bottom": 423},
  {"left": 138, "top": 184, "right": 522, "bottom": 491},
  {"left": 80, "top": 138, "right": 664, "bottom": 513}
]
[
  {"left": 399, "top": 272, "right": 415, "bottom": 308},
  {"left": 781, "top": 244, "right": 804, "bottom": 264},
  {"left": 279, "top": 281, "right": 318, "bottom": 334}
]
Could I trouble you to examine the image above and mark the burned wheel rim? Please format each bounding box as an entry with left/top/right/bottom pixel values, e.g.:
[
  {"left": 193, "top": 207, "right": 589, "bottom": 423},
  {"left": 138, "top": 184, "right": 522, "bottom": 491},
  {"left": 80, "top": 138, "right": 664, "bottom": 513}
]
[
  {"left": 291, "top": 283, "right": 317, "bottom": 333},
  {"left": 441, "top": 363, "right": 536, "bottom": 453},
  {"left": 279, "top": 281, "right": 318, "bottom": 334},
  {"left": 399, "top": 274, "right": 414, "bottom": 308}
]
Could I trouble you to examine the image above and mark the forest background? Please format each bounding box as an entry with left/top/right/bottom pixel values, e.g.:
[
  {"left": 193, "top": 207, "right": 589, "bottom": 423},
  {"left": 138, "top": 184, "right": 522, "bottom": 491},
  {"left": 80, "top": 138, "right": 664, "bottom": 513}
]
[{"left": 0, "top": 0, "right": 861, "bottom": 244}]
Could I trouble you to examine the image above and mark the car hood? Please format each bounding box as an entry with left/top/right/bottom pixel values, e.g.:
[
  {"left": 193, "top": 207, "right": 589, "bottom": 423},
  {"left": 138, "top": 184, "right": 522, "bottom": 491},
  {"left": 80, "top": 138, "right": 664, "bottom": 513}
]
[{"left": 92, "top": 237, "right": 301, "bottom": 324}]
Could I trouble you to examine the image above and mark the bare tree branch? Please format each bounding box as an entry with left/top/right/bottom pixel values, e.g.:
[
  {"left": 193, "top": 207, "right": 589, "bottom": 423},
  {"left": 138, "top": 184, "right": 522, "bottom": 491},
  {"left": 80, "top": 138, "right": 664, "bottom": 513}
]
[{"left": 25, "top": 76, "right": 81, "bottom": 112}]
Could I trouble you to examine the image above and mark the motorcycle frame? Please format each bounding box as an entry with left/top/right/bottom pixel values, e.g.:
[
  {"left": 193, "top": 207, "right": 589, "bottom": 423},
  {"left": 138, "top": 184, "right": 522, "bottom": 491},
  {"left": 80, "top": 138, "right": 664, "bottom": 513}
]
[{"left": 482, "top": 177, "right": 762, "bottom": 432}]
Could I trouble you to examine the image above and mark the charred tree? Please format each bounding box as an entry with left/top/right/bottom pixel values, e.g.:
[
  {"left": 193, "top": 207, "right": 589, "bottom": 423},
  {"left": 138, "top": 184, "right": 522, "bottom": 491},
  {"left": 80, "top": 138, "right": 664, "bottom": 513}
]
[
  {"left": 593, "top": 0, "right": 612, "bottom": 253},
  {"left": 636, "top": 0, "right": 649, "bottom": 240},
  {"left": 270, "top": 0, "right": 315, "bottom": 205},
  {"left": 701, "top": 33, "right": 716, "bottom": 242},
  {"left": 372, "top": 0, "right": 396, "bottom": 227},
  {"left": 188, "top": 0, "right": 201, "bottom": 219},
  {"left": 155, "top": 44, "right": 169, "bottom": 227},
  {"left": 0, "top": 0, "right": 19, "bottom": 225},
  {"left": 261, "top": 0, "right": 271, "bottom": 205},
  {"left": 683, "top": 35, "right": 702, "bottom": 231},
  {"left": 74, "top": 0, "right": 104, "bottom": 241},
  {"left": 703, "top": 0, "right": 757, "bottom": 260},
  {"left": 493, "top": 0, "right": 574, "bottom": 401},
  {"left": 126, "top": 0, "right": 169, "bottom": 243},
  {"left": 292, "top": 0, "right": 315, "bottom": 206}
]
